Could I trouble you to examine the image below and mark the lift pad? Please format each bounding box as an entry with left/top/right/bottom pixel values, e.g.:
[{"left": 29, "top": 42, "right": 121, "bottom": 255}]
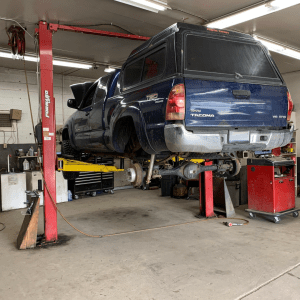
[{"left": 57, "top": 158, "right": 124, "bottom": 173}]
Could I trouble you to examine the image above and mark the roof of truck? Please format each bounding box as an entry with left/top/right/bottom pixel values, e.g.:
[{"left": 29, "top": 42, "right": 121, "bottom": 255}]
[{"left": 128, "top": 22, "right": 255, "bottom": 59}]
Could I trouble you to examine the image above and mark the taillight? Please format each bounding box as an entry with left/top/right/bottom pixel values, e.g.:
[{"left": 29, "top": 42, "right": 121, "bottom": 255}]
[
  {"left": 166, "top": 84, "right": 185, "bottom": 120},
  {"left": 287, "top": 91, "right": 293, "bottom": 121}
]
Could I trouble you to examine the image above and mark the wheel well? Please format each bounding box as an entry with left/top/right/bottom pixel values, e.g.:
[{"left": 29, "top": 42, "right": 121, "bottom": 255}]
[{"left": 113, "top": 117, "right": 140, "bottom": 153}]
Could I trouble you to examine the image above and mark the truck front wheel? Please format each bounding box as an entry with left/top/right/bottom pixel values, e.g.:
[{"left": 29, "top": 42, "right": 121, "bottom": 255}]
[{"left": 61, "top": 139, "right": 80, "bottom": 180}]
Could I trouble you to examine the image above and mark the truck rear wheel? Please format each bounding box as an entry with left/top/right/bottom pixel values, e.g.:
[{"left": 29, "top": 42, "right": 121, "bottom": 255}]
[{"left": 61, "top": 139, "right": 80, "bottom": 180}]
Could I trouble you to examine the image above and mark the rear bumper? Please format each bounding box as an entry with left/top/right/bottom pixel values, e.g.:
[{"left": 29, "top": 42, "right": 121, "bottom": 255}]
[{"left": 164, "top": 124, "right": 294, "bottom": 153}]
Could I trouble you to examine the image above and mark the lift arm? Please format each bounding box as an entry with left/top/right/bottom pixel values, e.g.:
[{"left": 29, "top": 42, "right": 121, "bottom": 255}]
[
  {"left": 57, "top": 158, "right": 124, "bottom": 173},
  {"left": 49, "top": 24, "right": 150, "bottom": 41}
]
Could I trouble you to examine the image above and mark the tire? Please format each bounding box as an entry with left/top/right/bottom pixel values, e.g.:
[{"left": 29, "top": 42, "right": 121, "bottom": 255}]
[
  {"left": 61, "top": 139, "right": 80, "bottom": 180},
  {"left": 62, "top": 139, "right": 80, "bottom": 158}
]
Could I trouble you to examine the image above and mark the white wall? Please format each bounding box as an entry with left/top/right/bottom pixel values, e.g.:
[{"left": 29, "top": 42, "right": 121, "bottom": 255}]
[
  {"left": 0, "top": 67, "right": 94, "bottom": 145},
  {"left": 282, "top": 71, "right": 300, "bottom": 155}
]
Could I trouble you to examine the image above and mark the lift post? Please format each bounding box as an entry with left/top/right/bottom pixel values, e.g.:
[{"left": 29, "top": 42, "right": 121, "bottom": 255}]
[
  {"left": 35, "top": 21, "right": 150, "bottom": 243},
  {"left": 37, "top": 21, "right": 57, "bottom": 242}
]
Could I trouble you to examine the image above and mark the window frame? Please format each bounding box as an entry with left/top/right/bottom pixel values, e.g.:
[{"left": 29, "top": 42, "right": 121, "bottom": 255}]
[{"left": 121, "top": 44, "right": 167, "bottom": 92}]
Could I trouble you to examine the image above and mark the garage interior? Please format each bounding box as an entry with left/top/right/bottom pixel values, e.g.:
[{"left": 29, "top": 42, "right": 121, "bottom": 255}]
[{"left": 1, "top": 1, "right": 300, "bottom": 299}]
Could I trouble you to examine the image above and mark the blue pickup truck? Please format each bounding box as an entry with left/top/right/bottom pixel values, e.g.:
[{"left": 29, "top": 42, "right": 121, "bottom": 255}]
[{"left": 62, "top": 23, "right": 294, "bottom": 184}]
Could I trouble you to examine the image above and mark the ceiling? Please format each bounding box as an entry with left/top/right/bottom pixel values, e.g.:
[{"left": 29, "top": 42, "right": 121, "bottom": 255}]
[{"left": 0, "top": 0, "right": 299, "bottom": 79}]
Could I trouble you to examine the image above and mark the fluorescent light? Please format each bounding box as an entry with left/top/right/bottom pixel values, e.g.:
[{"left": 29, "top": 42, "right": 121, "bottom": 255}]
[
  {"left": 0, "top": 52, "right": 38, "bottom": 62},
  {"left": 115, "top": 0, "right": 170, "bottom": 13},
  {"left": 104, "top": 67, "right": 116, "bottom": 73},
  {"left": 53, "top": 60, "right": 92, "bottom": 69},
  {"left": 207, "top": 0, "right": 300, "bottom": 29},
  {"left": 254, "top": 36, "right": 300, "bottom": 60},
  {"left": 0, "top": 51, "right": 93, "bottom": 69}
]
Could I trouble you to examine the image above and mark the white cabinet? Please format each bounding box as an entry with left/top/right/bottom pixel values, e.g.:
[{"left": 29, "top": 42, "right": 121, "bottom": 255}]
[
  {"left": 26, "top": 171, "right": 68, "bottom": 205},
  {"left": 1, "top": 173, "right": 27, "bottom": 211}
]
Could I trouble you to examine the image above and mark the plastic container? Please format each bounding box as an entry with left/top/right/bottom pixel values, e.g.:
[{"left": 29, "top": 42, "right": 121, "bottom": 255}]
[
  {"left": 23, "top": 159, "right": 29, "bottom": 171},
  {"left": 28, "top": 147, "right": 34, "bottom": 156},
  {"left": 161, "top": 175, "right": 177, "bottom": 197},
  {"left": 68, "top": 190, "right": 72, "bottom": 201}
]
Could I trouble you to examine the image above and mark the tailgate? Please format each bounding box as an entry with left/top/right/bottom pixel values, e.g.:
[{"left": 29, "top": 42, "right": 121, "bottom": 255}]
[{"left": 184, "top": 78, "right": 288, "bottom": 130}]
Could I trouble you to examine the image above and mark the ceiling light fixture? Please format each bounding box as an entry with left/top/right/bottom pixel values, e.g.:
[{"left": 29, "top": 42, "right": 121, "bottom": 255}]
[
  {"left": 206, "top": 0, "right": 300, "bottom": 29},
  {"left": 104, "top": 67, "right": 116, "bottom": 73},
  {"left": 114, "top": 0, "right": 171, "bottom": 13},
  {"left": 53, "top": 60, "right": 92, "bottom": 69},
  {"left": 254, "top": 35, "right": 300, "bottom": 61},
  {"left": 0, "top": 51, "right": 93, "bottom": 69}
]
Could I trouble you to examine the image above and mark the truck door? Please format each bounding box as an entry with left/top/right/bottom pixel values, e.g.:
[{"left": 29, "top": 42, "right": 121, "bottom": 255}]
[
  {"left": 89, "top": 74, "right": 112, "bottom": 150},
  {"left": 73, "top": 83, "right": 97, "bottom": 149}
]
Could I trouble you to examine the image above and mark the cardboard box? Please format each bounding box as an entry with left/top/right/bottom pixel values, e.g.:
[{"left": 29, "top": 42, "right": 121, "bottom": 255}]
[{"left": 10, "top": 109, "right": 22, "bottom": 120}]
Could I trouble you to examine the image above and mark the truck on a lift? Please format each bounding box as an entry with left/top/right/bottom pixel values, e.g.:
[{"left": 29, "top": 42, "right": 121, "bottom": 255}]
[{"left": 61, "top": 22, "right": 294, "bottom": 187}]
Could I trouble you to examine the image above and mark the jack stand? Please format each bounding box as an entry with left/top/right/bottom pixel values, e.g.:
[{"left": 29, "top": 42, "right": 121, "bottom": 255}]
[
  {"left": 197, "top": 161, "right": 236, "bottom": 219},
  {"left": 17, "top": 191, "right": 40, "bottom": 250},
  {"left": 145, "top": 154, "right": 155, "bottom": 189},
  {"left": 197, "top": 161, "right": 215, "bottom": 218},
  {"left": 213, "top": 178, "right": 236, "bottom": 218}
]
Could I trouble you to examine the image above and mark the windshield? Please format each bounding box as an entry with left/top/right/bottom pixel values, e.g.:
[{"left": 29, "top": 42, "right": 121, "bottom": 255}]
[{"left": 185, "top": 34, "right": 278, "bottom": 79}]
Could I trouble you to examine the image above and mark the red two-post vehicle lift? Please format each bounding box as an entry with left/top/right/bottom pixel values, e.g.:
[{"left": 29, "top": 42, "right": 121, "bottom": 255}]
[
  {"left": 36, "top": 21, "right": 150, "bottom": 242},
  {"left": 35, "top": 21, "right": 215, "bottom": 243}
]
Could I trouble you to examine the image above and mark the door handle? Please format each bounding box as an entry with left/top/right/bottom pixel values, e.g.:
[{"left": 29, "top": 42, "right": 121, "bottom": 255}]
[{"left": 289, "top": 179, "right": 294, "bottom": 182}]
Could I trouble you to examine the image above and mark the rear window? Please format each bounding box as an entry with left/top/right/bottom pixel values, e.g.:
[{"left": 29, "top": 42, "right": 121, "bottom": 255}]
[{"left": 185, "top": 35, "right": 278, "bottom": 79}]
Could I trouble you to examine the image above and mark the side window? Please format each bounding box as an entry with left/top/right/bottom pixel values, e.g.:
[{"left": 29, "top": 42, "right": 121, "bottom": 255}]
[
  {"left": 123, "top": 58, "right": 144, "bottom": 88},
  {"left": 94, "top": 75, "right": 111, "bottom": 103},
  {"left": 142, "top": 48, "right": 166, "bottom": 81},
  {"left": 81, "top": 84, "right": 97, "bottom": 108}
]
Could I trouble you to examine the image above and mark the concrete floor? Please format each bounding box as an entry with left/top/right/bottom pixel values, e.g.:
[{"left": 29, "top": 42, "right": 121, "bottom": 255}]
[{"left": 1, "top": 189, "right": 300, "bottom": 300}]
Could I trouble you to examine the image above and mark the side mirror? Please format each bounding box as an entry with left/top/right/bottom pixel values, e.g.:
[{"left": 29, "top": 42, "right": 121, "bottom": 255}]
[{"left": 67, "top": 99, "right": 78, "bottom": 109}]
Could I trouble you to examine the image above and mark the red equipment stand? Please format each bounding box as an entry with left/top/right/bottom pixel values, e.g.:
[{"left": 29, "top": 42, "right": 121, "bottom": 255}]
[
  {"left": 198, "top": 161, "right": 215, "bottom": 218},
  {"left": 37, "top": 22, "right": 57, "bottom": 242},
  {"left": 246, "top": 157, "right": 300, "bottom": 223},
  {"left": 35, "top": 21, "right": 150, "bottom": 243}
]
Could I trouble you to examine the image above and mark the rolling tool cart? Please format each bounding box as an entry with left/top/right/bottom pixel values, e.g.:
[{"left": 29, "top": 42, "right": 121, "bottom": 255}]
[
  {"left": 245, "top": 157, "right": 299, "bottom": 223},
  {"left": 68, "top": 157, "right": 115, "bottom": 199}
]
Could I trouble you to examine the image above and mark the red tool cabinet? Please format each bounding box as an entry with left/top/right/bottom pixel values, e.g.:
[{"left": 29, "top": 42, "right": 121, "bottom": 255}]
[{"left": 246, "top": 158, "right": 299, "bottom": 223}]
